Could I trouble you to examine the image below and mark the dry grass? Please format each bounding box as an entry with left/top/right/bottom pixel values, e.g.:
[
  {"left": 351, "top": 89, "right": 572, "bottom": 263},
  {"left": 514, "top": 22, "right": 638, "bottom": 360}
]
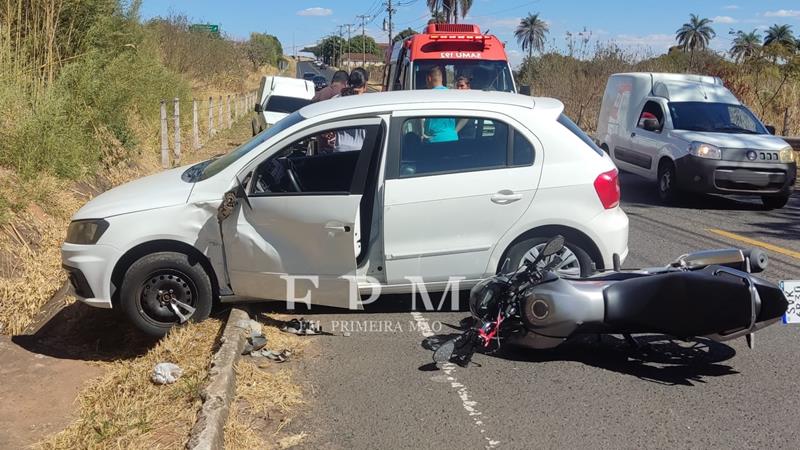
[
  {"left": 223, "top": 313, "right": 309, "bottom": 450},
  {"left": 36, "top": 319, "right": 222, "bottom": 449}
]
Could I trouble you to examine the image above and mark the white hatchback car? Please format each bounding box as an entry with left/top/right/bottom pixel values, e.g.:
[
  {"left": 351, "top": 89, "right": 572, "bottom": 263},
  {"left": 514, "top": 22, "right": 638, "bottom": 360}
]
[{"left": 62, "top": 90, "right": 629, "bottom": 336}]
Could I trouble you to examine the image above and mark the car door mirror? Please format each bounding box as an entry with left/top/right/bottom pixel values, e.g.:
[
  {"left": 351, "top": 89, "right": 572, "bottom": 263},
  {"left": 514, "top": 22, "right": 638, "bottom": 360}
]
[
  {"left": 254, "top": 103, "right": 263, "bottom": 113},
  {"left": 765, "top": 125, "right": 776, "bottom": 135},
  {"left": 640, "top": 118, "right": 660, "bottom": 132},
  {"left": 519, "top": 85, "right": 531, "bottom": 96}
]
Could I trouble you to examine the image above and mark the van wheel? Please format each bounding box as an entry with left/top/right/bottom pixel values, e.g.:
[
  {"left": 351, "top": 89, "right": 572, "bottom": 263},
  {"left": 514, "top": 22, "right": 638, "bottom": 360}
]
[
  {"left": 120, "top": 252, "right": 213, "bottom": 337},
  {"left": 503, "top": 237, "right": 594, "bottom": 278},
  {"left": 657, "top": 160, "right": 679, "bottom": 203},
  {"left": 761, "top": 195, "right": 790, "bottom": 210}
]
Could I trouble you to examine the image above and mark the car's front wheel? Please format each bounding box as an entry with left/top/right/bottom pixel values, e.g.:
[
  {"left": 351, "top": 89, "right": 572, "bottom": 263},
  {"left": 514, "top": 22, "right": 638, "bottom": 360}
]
[
  {"left": 119, "top": 252, "right": 213, "bottom": 337},
  {"left": 761, "top": 195, "right": 790, "bottom": 210},
  {"left": 503, "top": 237, "right": 594, "bottom": 278},
  {"left": 657, "top": 160, "right": 679, "bottom": 203}
]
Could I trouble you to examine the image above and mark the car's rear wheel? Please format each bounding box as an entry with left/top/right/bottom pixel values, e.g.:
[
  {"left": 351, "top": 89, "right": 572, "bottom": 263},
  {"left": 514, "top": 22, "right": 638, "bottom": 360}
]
[
  {"left": 120, "top": 252, "right": 213, "bottom": 337},
  {"left": 657, "top": 160, "right": 679, "bottom": 203},
  {"left": 761, "top": 195, "right": 790, "bottom": 210},
  {"left": 503, "top": 237, "right": 594, "bottom": 278}
]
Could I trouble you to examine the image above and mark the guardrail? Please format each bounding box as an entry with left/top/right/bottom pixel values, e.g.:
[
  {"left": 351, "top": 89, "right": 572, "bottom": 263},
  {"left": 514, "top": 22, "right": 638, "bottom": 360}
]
[{"left": 159, "top": 90, "right": 258, "bottom": 168}]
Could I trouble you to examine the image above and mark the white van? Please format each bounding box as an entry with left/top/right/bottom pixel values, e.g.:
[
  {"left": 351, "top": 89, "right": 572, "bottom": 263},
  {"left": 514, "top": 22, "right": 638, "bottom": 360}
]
[
  {"left": 61, "top": 91, "right": 628, "bottom": 336},
  {"left": 596, "top": 72, "right": 796, "bottom": 209},
  {"left": 252, "top": 76, "right": 315, "bottom": 135}
]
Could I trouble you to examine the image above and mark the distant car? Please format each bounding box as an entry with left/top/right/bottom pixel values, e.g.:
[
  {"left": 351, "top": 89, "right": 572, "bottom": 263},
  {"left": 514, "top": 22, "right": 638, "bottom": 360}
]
[
  {"left": 252, "top": 76, "right": 315, "bottom": 135},
  {"left": 320, "top": 63, "right": 328, "bottom": 70},
  {"left": 303, "top": 72, "right": 316, "bottom": 81},
  {"left": 313, "top": 60, "right": 323, "bottom": 67},
  {"left": 312, "top": 75, "right": 328, "bottom": 91},
  {"left": 61, "top": 90, "right": 629, "bottom": 336}
]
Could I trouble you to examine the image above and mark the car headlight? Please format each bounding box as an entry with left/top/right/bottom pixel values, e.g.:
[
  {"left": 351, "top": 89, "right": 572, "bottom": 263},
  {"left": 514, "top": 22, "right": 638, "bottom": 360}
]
[
  {"left": 65, "top": 219, "right": 109, "bottom": 245},
  {"left": 778, "top": 146, "right": 796, "bottom": 164},
  {"left": 689, "top": 141, "right": 722, "bottom": 160}
]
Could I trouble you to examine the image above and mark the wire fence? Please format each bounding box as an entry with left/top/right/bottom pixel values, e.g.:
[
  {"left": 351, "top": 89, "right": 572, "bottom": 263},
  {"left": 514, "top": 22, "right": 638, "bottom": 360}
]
[{"left": 159, "top": 90, "right": 258, "bottom": 168}]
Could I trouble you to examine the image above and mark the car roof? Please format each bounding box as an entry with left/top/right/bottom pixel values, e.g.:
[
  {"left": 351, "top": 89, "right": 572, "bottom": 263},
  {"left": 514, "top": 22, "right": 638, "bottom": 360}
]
[{"left": 299, "top": 90, "right": 559, "bottom": 118}]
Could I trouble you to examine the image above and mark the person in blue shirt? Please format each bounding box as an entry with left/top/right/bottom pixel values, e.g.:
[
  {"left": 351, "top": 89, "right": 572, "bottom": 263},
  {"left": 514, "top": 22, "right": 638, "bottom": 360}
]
[{"left": 423, "top": 66, "right": 458, "bottom": 143}]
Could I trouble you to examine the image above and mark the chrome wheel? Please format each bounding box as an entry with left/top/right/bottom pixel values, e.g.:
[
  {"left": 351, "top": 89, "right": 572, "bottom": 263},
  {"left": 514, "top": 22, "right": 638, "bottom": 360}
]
[
  {"left": 521, "top": 244, "right": 582, "bottom": 277},
  {"left": 138, "top": 269, "right": 197, "bottom": 326}
]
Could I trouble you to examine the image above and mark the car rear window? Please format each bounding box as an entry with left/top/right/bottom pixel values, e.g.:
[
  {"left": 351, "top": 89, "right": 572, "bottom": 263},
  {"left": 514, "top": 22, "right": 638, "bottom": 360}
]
[
  {"left": 557, "top": 114, "right": 603, "bottom": 156},
  {"left": 266, "top": 95, "right": 312, "bottom": 114}
]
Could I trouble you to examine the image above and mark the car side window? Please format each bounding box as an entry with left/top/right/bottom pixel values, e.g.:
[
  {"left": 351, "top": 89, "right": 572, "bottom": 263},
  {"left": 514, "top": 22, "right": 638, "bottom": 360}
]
[
  {"left": 252, "top": 125, "right": 378, "bottom": 195},
  {"left": 399, "top": 117, "right": 533, "bottom": 177},
  {"left": 637, "top": 100, "right": 665, "bottom": 132}
]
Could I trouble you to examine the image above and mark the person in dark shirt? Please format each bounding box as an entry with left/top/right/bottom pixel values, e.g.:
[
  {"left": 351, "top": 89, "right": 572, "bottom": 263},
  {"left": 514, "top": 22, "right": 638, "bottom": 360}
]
[{"left": 312, "top": 70, "right": 349, "bottom": 102}]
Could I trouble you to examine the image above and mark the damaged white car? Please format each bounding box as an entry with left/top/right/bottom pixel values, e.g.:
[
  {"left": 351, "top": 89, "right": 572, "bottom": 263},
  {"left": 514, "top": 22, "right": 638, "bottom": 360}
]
[{"left": 61, "top": 90, "right": 629, "bottom": 336}]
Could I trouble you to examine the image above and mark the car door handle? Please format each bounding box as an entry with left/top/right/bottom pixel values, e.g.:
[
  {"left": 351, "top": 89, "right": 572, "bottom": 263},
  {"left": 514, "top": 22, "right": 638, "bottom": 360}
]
[
  {"left": 491, "top": 190, "right": 523, "bottom": 204},
  {"left": 324, "top": 223, "right": 351, "bottom": 233}
]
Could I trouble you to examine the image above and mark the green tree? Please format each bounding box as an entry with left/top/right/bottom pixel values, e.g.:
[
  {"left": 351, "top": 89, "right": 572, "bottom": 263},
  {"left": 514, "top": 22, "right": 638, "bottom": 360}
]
[
  {"left": 426, "top": 0, "right": 473, "bottom": 24},
  {"left": 730, "top": 30, "right": 762, "bottom": 62},
  {"left": 675, "top": 14, "right": 715, "bottom": 69},
  {"left": 317, "top": 35, "right": 347, "bottom": 66},
  {"left": 515, "top": 12, "right": 549, "bottom": 59},
  {"left": 393, "top": 27, "right": 418, "bottom": 43},
  {"left": 245, "top": 32, "right": 283, "bottom": 68},
  {"left": 764, "top": 24, "right": 796, "bottom": 50},
  {"left": 349, "top": 35, "right": 381, "bottom": 56}
]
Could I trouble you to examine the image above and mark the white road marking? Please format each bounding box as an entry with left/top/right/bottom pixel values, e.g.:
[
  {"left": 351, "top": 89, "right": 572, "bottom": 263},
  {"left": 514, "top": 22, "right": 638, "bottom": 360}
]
[{"left": 410, "top": 311, "right": 501, "bottom": 449}]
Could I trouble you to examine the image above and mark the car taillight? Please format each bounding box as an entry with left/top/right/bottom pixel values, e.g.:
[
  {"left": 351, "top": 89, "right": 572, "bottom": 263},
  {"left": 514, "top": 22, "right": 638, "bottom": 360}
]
[{"left": 594, "top": 169, "right": 620, "bottom": 209}]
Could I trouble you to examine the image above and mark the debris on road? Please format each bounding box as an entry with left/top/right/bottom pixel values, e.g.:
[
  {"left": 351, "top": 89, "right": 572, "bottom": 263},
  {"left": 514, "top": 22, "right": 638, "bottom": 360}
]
[
  {"left": 151, "top": 362, "right": 183, "bottom": 385},
  {"left": 259, "top": 348, "right": 291, "bottom": 363},
  {"left": 281, "top": 318, "right": 322, "bottom": 336}
]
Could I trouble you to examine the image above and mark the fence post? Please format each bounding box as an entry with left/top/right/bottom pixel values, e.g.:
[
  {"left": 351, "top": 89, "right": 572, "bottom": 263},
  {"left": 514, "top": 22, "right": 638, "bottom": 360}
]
[
  {"left": 160, "top": 100, "right": 169, "bottom": 169},
  {"left": 208, "top": 96, "right": 215, "bottom": 137},
  {"left": 173, "top": 97, "right": 181, "bottom": 166},
  {"left": 192, "top": 98, "right": 200, "bottom": 149},
  {"left": 218, "top": 95, "right": 223, "bottom": 133},
  {"left": 226, "top": 94, "right": 232, "bottom": 129}
]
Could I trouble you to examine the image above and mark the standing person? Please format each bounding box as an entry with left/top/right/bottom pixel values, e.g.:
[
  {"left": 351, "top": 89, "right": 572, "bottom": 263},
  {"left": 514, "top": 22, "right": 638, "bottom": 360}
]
[
  {"left": 312, "top": 70, "right": 348, "bottom": 102},
  {"left": 326, "top": 71, "right": 369, "bottom": 151},
  {"left": 338, "top": 69, "right": 368, "bottom": 96},
  {"left": 423, "top": 66, "right": 458, "bottom": 143}
]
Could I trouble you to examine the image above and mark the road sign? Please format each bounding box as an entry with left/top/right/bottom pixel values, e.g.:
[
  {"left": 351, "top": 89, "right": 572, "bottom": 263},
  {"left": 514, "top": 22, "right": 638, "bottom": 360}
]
[{"left": 189, "top": 24, "right": 220, "bottom": 35}]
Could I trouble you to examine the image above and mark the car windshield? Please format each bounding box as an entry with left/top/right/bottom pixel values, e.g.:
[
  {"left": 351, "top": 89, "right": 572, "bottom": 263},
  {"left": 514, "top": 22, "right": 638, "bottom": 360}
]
[
  {"left": 668, "top": 102, "right": 767, "bottom": 134},
  {"left": 412, "top": 60, "right": 515, "bottom": 92},
  {"left": 186, "top": 111, "right": 305, "bottom": 182},
  {"left": 265, "top": 95, "right": 312, "bottom": 114}
]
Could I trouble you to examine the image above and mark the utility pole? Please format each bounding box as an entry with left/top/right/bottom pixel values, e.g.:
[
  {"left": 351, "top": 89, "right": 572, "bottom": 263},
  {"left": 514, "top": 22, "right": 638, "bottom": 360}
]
[
  {"left": 386, "top": 0, "right": 395, "bottom": 43},
  {"left": 336, "top": 25, "right": 347, "bottom": 67},
  {"left": 356, "top": 14, "right": 370, "bottom": 66},
  {"left": 345, "top": 23, "right": 354, "bottom": 69}
]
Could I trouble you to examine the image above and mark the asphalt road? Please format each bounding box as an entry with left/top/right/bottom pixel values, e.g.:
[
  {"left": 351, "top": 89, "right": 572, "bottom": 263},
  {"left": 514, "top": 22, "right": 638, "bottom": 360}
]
[
  {"left": 297, "top": 60, "right": 335, "bottom": 83},
  {"left": 275, "top": 175, "right": 800, "bottom": 449}
]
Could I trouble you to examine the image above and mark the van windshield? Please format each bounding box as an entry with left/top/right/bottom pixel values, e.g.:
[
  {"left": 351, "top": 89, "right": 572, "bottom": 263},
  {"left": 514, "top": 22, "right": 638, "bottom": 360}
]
[
  {"left": 412, "top": 60, "right": 514, "bottom": 92},
  {"left": 668, "top": 102, "right": 767, "bottom": 134},
  {"left": 266, "top": 95, "right": 312, "bottom": 114},
  {"left": 185, "top": 112, "right": 305, "bottom": 182}
]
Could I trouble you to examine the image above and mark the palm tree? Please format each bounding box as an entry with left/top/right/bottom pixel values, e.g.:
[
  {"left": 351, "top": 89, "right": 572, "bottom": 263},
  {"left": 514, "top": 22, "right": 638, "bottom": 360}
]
[
  {"left": 730, "top": 30, "right": 762, "bottom": 62},
  {"left": 426, "top": 0, "right": 473, "bottom": 23},
  {"left": 764, "top": 24, "right": 796, "bottom": 49},
  {"left": 675, "top": 14, "right": 716, "bottom": 67},
  {"left": 515, "top": 12, "right": 549, "bottom": 59}
]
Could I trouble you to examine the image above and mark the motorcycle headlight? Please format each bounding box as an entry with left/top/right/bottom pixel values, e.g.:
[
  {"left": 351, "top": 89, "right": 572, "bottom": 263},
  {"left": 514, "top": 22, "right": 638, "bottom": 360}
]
[
  {"left": 689, "top": 141, "right": 722, "bottom": 160},
  {"left": 778, "top": 146, "right": 795, "bottom": 164},
  {"left": 65, "top": 219, "right": 109, "bottom": 245}
]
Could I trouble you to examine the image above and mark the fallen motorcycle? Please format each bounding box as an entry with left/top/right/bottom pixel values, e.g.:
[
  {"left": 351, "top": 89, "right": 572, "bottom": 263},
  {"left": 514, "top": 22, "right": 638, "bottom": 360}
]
[{"left": 434, "top": 236, "right": 789, "bottom": 366}]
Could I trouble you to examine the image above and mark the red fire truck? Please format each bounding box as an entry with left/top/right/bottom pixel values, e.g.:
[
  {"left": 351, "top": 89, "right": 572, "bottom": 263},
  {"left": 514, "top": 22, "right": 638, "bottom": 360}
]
[{"left": 383, "top": 23, "right": 526, "bottom": 94}]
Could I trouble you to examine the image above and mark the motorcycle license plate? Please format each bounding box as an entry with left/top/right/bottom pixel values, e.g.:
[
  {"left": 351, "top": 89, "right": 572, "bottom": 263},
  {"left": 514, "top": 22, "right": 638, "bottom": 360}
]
[{"left": 780, "top": 280, "right": 800, "bottom": 324}]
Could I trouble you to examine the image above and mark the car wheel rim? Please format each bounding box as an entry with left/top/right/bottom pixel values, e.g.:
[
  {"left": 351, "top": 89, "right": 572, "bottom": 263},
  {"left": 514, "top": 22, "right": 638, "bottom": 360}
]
[
  {"left": 521, "top": 244, "right": 582, "bottom": 277},
  {"left": 660, "top": 170, "right": 672, "bottom": 193},
  {"left": 137, "top": 269, "right": 198, "bottom": 326}
]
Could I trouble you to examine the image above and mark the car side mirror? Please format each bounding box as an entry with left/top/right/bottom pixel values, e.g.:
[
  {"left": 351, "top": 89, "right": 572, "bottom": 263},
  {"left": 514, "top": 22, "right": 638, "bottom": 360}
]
[
  {"left": 641, "top": 118, "right": 660, "bottom": 132},
  {"left": 765, "top": 125, "right": 776, "bottom": 135},
  {"left": 254, "top": 103, "right": 263, "bottom": 113},
  {"left": 519, "top": 85, "right": 531, "bottom": 96}
]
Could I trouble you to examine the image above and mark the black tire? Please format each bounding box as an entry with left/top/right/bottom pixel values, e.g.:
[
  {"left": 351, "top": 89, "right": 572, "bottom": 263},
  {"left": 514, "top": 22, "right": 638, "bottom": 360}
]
[
  {"left": 503, "top": 236, "right": 595, "bottom": 278},
  {"left": 657, "top": 160, "right": 679, "bottom": 203},
  {"left": 761, "top": 195, "right": 790, "bottom": 210},
  {"left": 119, "top": 252, "right": 213, "bottom": 337},
  {"left": 251, "top": 118, "right": 259, "bottom": 136}
]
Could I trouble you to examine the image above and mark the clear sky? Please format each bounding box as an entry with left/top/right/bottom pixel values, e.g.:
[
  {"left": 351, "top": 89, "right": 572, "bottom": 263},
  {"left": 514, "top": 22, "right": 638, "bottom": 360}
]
[{"left": 139, "top": 0, "right": 800, "bottom": 67}]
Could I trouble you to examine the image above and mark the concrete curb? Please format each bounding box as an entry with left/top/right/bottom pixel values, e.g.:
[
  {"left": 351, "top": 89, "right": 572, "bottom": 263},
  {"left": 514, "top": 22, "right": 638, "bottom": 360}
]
[{"left": 186, "top": 307, "right": 250, "bottom": 450}]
